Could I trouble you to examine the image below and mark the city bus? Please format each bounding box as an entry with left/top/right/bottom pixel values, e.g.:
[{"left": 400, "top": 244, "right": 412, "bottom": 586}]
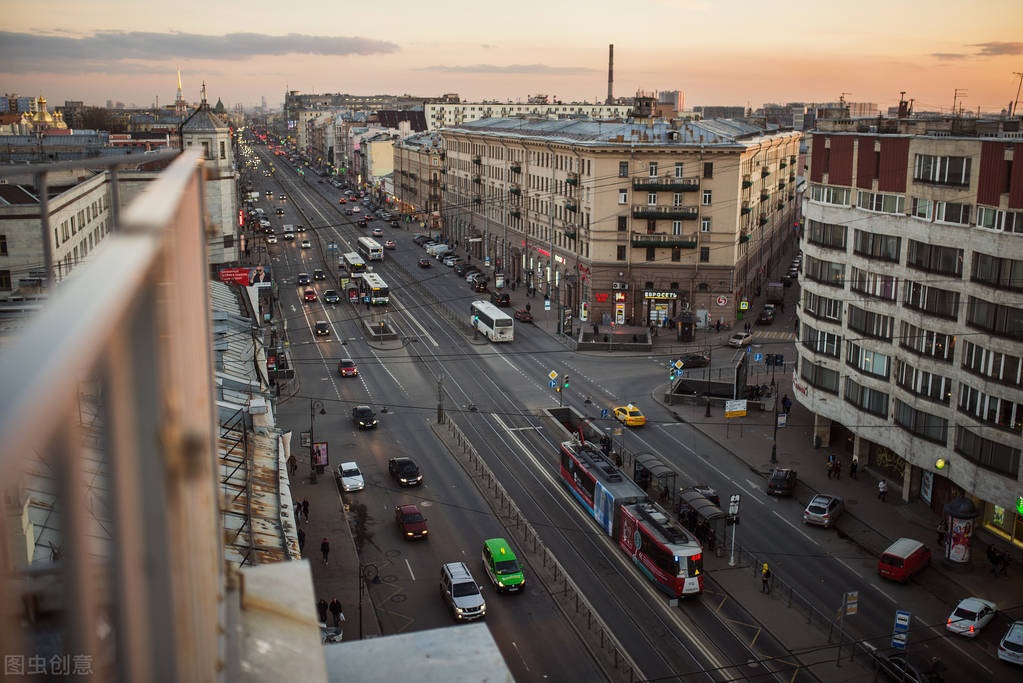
[
  {"left": 356, "top": 236, "right": 384, "bottom": 262},
  {"left": 341, "top": 252, "right": 367, "bottom": 278},
  {"left": 359, "top": 272, "right": 389, "bottom": 305},
  {"left": 470, "top": 300, "right": 514, "bottom": 342}
]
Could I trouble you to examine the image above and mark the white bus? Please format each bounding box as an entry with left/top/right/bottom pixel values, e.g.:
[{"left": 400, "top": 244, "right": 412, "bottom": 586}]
[
  {"left": 357, "top": 236, "right": 384, "bottom": 261},
  {"left": 470, "top": 300, "right": 514, "bottom": 342},
  {"left": 341, "top": 252, "right": 367, "bottom": 277},
  {"left": 360, "top": 272, "right": 389, "bottom": 305}
]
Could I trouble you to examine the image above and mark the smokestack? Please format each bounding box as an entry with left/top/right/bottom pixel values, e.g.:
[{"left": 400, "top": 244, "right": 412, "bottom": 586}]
[{"left": 606, "top": 44, "right": 614, "bottom": 105}]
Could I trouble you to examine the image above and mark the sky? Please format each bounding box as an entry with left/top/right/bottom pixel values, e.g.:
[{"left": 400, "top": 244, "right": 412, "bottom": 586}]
[{"left": 2, "top": 0, "right": 1021, "bottom": 113}]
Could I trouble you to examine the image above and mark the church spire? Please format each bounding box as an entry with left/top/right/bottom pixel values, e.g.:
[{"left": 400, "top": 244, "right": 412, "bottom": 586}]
[
  {"left": 176, "top": 66, "right": 183, "bottom": 98},
  {"left": 174, "top": 67, "right": 187, "bottom": 116},
  {"left": 201, "top": 81, "right": 207, "bottom": 106}
]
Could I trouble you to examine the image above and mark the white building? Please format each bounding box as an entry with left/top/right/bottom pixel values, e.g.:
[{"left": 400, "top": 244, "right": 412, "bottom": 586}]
[{"left": 424, "top": 101, "right": 632, "bottom": 131}]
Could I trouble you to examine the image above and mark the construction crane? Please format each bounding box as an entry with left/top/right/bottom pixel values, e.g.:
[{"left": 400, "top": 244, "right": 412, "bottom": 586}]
[{"left": 1012, "top": 72, "right": 1023, "bottom": 117}]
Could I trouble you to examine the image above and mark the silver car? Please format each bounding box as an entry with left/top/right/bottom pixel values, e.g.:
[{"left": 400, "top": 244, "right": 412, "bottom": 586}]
[
  {"left": 439, "top": 562, "right": 486, "bottom": 622},
  {"left": 803, "top": 494, "right": 843, "bottom": 527}
]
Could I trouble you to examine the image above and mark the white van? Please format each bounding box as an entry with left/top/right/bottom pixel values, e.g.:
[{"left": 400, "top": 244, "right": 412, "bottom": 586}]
[{"left": 426, "top": 243, "right": 452, "bottom": 258}]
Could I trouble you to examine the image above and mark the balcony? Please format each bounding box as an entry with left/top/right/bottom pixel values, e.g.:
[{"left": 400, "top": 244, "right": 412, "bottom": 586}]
[
  {"left": 510, "top": 209, "right": 521, "bottom": 218},
  {"left": 472, "top": 176, "right": 481, "bottom": 184},
  {"left": 473, "top": 196, "right": 482, "bottom": 204},
  {"left": 429, "top": 177, "right": 440, "bottom": 186},
  {"left": 472, "top": 156, "right": 482, "bottom": 165},
  {"left": 429, "top": 192, "right": 440, "bottom": 201},
  {"left": 565, "top": 203, "right": 578, "bottom": 212},
  {"left": 739, "top": 232, "right": 752, "bottom": 243},
  {"left": 742, "top": 176, "right": 753, "bottom": 189},
  {"left": 565, "top": 230, "right": 577, "bottom": 240},
  {"left": 778, "top": 181, "right": 786, "bottom": 189},
  {"left": 777, "top": 201, "right": 785, "bottom": 210},
  {"left": 761, "top": 166, "right": 771, "bottom": 178},
  {"left": 509, "top": 186, "right": 521, "bottom": 196},
  {"left": 566, "top": 173, "right": 579, "bottom": 186},
  {"left": 789, "top": 192, "right": 795, "bottom": 200},
  {"left": 631, "top": 204, "right": 698, "bottom": 220},
  {"left": 780, "top": 160, "right": 787, "bottom": 169},
  {"left": 630, "top": 231, "right": 698, "bottom": 248},
  {"left": 633, "top": 175, "right": 700, "bottom": 192},
  {"left": 510, "top": 163, "right": 521, "bottom": 173},
  {"left": 760, "top": 191, "right": 770, "bottom": 201},
  {"left": 759, "top": 214, "right": 769, "bottom": 226},
  {"left": 741, "top": 203, "right": 753, "bottom": 216}
]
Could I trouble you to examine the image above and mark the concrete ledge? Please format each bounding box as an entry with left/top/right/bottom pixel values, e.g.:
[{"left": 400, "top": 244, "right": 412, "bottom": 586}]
[{"left": 362, "top": 320, "right": 398, "bottom": 341}]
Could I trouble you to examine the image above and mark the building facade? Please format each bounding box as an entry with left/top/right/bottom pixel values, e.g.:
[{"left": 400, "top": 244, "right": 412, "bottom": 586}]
[
  {"left": 393, "top": 132, "right": 444, "bottom": 228},
  {"left": 796, "top": 114, "right": 1023, "bottom": 547},
  {"left": 425, "top": 102, "right": 632, "bottom": 131},
  {"left": 440, "top": 118, "right": 800, "bottom": 327}
]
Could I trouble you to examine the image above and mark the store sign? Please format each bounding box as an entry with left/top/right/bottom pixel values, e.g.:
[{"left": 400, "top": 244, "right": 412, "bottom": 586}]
[
  {"left": 554, "top": 254, "right": 565, "bottom": 264},
  {"left": 594, "top": 293, "right": 609, "bottom": 302},
  {"left": 716, "top": 296, "right": 728, "bottom": 306},
  {"left": 643, "top": 291, "right": 679, "bottom": 300},
  {"left": 613, "top": 292, "right": 627, "bottom": 302}
]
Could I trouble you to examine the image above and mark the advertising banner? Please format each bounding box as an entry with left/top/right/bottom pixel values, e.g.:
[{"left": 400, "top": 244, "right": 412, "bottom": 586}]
[{"left": 218, "top": 265, "right": 272, "bottom": 287}]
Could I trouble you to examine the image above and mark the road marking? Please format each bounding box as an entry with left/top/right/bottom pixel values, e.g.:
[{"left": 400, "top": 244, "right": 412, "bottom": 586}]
[
  {"left": 867, "top": 581, "right": 896, "bottom": 603},
  {"left": 771, "top": 509, "right": 818, "bottom": 544},
  {"left": 405, "top": 559, "right": 416, "bottom": 581},
  {"left": 511, "top": 642, "right": 531, "bottom": 672}
]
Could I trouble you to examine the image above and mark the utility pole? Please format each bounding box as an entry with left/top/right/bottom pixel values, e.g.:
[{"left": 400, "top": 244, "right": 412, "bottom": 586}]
[
  {"left": 770, "top": 392, "right": 779, "bottom": 464},
  {"left": 437, "top": 374, "right": 444, "bottom": 424}
]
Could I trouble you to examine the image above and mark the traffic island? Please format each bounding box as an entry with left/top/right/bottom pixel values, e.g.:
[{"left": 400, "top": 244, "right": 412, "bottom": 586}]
[{"left": 363, "top": 319, "right": 398, "bottom": 342}]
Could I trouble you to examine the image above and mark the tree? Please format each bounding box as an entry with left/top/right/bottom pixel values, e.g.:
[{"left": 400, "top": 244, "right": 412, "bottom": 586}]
[{"left": 78, "top": 107, "right": 111, "bottom": 131}]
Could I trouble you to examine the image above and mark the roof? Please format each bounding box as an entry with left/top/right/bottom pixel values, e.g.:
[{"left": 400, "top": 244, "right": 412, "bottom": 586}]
[
  {"left": 883, "top": 537, "right": 925, "bottom": 557},
  {"left": 376, "top": 109, "right": 427, "bottom": 131},
  {"left": 181, "top": 103, "right": 228, "bottom": 132}
]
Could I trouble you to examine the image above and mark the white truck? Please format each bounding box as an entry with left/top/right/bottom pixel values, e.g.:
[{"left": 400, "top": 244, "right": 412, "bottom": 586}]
[{"left": 426, "top": 243, "right": 453, "bottom": 258}]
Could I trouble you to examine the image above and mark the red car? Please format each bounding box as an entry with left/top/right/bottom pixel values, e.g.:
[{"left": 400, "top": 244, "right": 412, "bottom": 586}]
[
  {"left": 394, "top": 504, "right": 428, "bottom": 540},
  {"left": 339, "top": 198, "right": 347, "bottom": 204},
  {"left": 338, "top": 359, "right": 358, "bottom": 377},
  {"left": 513, "top": 309, "right": 533, "bottom": 323},
  {"left": 303, "top": 288, "right": 317, "bottom": 302}
]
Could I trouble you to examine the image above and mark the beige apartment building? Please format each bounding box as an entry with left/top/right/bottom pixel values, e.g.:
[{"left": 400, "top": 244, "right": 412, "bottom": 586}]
[
  {"left": 425, "top": 102, "right": 633, "bottom": 131},
  {"left": 393, "top": 132, "right": 444, "bottom": 229},
  {"left": 440, "top": 118, "right": 800, "bottom": 327}
]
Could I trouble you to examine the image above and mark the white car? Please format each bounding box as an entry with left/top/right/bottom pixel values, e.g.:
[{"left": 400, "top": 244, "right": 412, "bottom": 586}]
[
  {"left": 946, "top": 597, "right": 997, "bottom": 637},
  {"left": 352, "top": 207, "right": 361, "bottom": 213},
  {"left": 301, "top": 240, "right": 311, "bottom": 249},
  {"left": 999, "top": 621, "right": 1023, "bottom": 665},
  {"left": 266, "top": 234, "right": 278, "bottom": 244},
  {"left": 727, "top": 332, "right": 753, "bottom": 347},
  {"left": 336, "top": 462, "right": 365, "bottom": 493},
  {"left": 443, "top": 255, "right": 462, "bottom": 267}
]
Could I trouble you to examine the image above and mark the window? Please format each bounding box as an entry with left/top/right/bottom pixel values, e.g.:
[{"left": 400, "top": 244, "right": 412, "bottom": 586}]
[
  {"left": 807, "top": 220, "right": 847, "bottom": 249},
  {"left": 911, "top": 198, "right": 934, "bottom": 220},
  {"left": 700, "top": 217, "right": 711, "bottom": 233},
  {"left": 845, "top": 379, "right": 889, "bottom": 417},
  {"left": 674, "top": 162, "right": 684, "bottom": 178},
  {"left": 647, "top": 220, "right": 656, "bottom": 234},
  {"left": 618, "top": 189, "right": 628, "bottom": 204},
  {"left": 847, "top": 342, "right": 890, "bottom": 378},
  {"left": 801, "top": 323, "right": 841, "bottom": 358},
  {"left": 903, "top": 281, "right": 959, "bottom": 319},
  {"left": 673, "top": 193, "right": 683, "bottom": 207},
  {"left": 893, "top": 399, "right": 948, "bottom": 444},
  {"left": 616, "top": 245, "right": 626, "bottom": 260},
  {"left": 619, "top": 161, "right": 629, "bottom": 178},
  {"left": 899, "top": 321, "right": 955, "bottom": 362},
  {"left": 219, "top": 141, "right": 226, "bottom": 159},
  {"left": 648, "top": 162, "right": 658, "bottom": 177},
  {"left": 966, "top": 298, "right": 1023, "bottom": 340},
  {"left": 846, "top": 305, "right": 893, "bottom": 341},
  {"left": 0, "top": 270, "right": 10, "bottom": 291},
  {"left": 646, "top": 247, "right": 655, "bottom": 261},
  {"left": 617, "top": 215, "right": 627, "bottom": 232},
  {"left": 913, "top": 154, "right": 971, "bottom": 187},
  {"left": 955, "top": 427, "right": 1021, "bottom": 476},
  {"left": 803, "top": 291, "right": 842, "bottom": 322},
  {"left": 958, "top": 384, "right": 1023, "bottom": 433},
  {"left": 906, "top": 240, "right": 962, "bottom": 276},
  {"left": 0, "top": 234, "right": 6, "bottom": 256},
  {"left": 201, "top": 141, "right": 210, "bottom": 158},
  {"left": 961, "top": 341, "right": 1022, "bottom": 388},
  {"left": 647, "top": 192, "right": 657, "bottom": 206},
  {"left": 672, "top": 220, "right": 682, "bottom": 235},
  {"left": 703, "top": 162, "right": 713, "bottom": 178},
  {"left": 800, "top": 360, "right": 839, "bottom": 394},
  {"left": 857, "top": 191, "right": 905, "bottom": 214},
  {"left": 699, "top": 247, "right": 710, "bottom": 262},
  {"left": 976, "top": 207, "right": 1023, "bottom": 234},
  {"left": 852, "top": 230, "right": 900, "bottom": 261},
  {"left": 896, "top": 361, "right": 952, "bottom": 405},
  {"left": 702, "top": 189, "right": 712, "bottom": 205},
  {"left": 803, "top": 255, "right": 845, "bottom": 287},
  {"left": 934, "top": 201, "right": 970, "bottom": 225},
  {"left": 809, "top": 183, "right": 851, "bottom": 206},
  {"left": 671, "top": 248, "right": 681, "bottom": 262},
  {"left": 971, "top": 253, "right": 1023, "bottom": 291}
]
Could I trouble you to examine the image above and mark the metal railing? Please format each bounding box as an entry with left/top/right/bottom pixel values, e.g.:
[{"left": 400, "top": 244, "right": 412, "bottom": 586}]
[{"left": 0, "top": 150, "right": 224, "bottom": 682}]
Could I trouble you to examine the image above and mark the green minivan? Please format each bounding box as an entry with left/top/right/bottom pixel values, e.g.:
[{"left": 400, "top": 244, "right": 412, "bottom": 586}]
[{"left": 481, "top": 538, "right": 525, "bottom": 593}]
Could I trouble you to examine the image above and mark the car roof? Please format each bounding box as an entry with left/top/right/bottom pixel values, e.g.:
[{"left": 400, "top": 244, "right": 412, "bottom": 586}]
[
  {"left": 397, "top": 503, "right": 420, "bottom": 514},
  {"left": 884, "top": 538, "right": 925, "bottom": 557},
  {"left": 354, "top": 404, "right": 373, "bottom": 411},
  {"left": 811, "top": 493, "right": 837, "bottom": 503},
  {"left": 340, "top": 359, "right": 355, "bottom": 365},
  {"left": 391, "top": 456, "right": 414, "bottom": 465},
  {"left": 443, "top": 561, "right": 473, "bottom": 581},
  {"left": 483, "top": 538, "right": 516, "bottom": 557},
  {"left": 340, "top": 461, "right": 358, "bottom": 469},
  {"left": 958, "top": 597, "right": 996, "bottom": 610}
]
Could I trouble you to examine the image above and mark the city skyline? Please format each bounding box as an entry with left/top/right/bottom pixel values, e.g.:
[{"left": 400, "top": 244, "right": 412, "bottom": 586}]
[{"left": 1, "top": 0, "right": 1021, "bottom": 112}]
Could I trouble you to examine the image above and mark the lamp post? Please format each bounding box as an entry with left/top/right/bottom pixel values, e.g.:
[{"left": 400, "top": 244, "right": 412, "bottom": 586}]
[
  {"left": 310, "top": 399, "right": 325, "bottom": 483},
  {"left": 770, "top": 392, "right": 779, "bottom": 464}
]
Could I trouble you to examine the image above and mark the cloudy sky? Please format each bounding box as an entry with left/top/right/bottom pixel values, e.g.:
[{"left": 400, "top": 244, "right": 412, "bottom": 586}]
[{"left": 2, "top": 0, "right": 1021, "bottom": 112}]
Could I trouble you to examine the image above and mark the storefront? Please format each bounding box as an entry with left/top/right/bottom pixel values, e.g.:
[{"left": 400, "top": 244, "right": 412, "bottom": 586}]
[
  {"left": 982, "top": 498, "right": 1023, "bottom": 550},
  {"left": 643, "top": 290, "right": 679, "bottom": 327}
]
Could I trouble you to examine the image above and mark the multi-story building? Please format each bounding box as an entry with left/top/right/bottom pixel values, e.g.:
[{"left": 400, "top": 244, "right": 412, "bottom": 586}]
[
  {"left": 441, "top": 117, "right": 800, "bottom": 327},
  {"left": 425, "top": 101, "right": 632, "bottom": 131},
  {"left": 796, "top": 114, "right": 1023, "bottom": 547},
  {"left": 393, "top": 132, "right": 444, "bottom": 228}
]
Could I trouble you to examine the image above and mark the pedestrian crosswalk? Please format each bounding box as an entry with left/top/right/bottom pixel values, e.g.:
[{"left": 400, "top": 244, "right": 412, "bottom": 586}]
[{"left": 754, "top": 330, "right": 796, "bottom": 342}]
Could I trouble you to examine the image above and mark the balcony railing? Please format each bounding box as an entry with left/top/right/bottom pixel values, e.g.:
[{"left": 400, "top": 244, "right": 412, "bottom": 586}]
[
  {"left": 510, "top": 209, "right": 521, "bottom": 218},
  {"left": 631, "top": 204, "right": 698, "bottom": 220},
  {"left": 472, "top": 176, "right": 481, "bottom": 184},
  {"left": 565, "top": 203, "right": 578, "bottom": 212},
  {"left": 759, "top": 214, "right": 769, "bottom": 226},
  {"left": 761, "top": 167, "right": 771, "bottom": 178},
  {"left": 742, "top": 177, "right": 753, "bottom": 189},
  {"left": 741, "top": 205, "right": 753, "bottom": 215},
  {"left": 566, "top": 173, "right": 579, "bottom": 186},
  {"left": 0, "top": 150, "right": 225, "bottom": 681},
  {"left": 630, "top": 231, "right": 698, "bottom": 248},
  {"left": 510, "top": 163, "right": 521, "bottom": 173},
  {"left": 632, "top": 175, "right": 700, "bottom": 192},
  {"left": 509, "top": 186, "right": 521, "bottom": 196},
  {"left": 760, "top": 191, "right": 771, "bottom": 201},
  {"left": 472, "top": 156, "right": 482, "bottom": 165},
  {"left": 739, "top": 232, "right": 752, "bottom": 243}
]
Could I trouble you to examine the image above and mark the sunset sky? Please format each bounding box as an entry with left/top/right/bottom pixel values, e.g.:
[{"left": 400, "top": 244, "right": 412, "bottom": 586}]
[{"left": 2, "top": 0, "right": 1021, "bottom": 113}]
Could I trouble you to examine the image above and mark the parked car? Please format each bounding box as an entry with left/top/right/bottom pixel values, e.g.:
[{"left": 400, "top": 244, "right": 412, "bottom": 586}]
[
  {"left": 946, "top": 597, "right": 997, "bottom": 637},
  {"left": 803, "top": 494, "right": 843, "bottom": 527},
  {"left": 352, "top": 405, "right": 377, "bottom": 429},
  {"left": 394, "top": 504, "right": 428, "bottom": 540},
  {"left": 337, "top": 359, "right": 358, "bottom": 377},
  {"left": 680, "top": 353, "right": 710, "bottom": 368},
  {"left": 336, "top": 462, "right": 364, "bottom": 492},
  {"left": 314, "top": 321, "right": 329, "bottom": 337},
  {"left": 998, "top": 620, "right": 1023, "bottom": 665},
  {"left": 728, "top": 332, "right": 753, "bottom": 347},
  {"left": 766, "top": 467, "right": 797, "bottom": 496},
  {"left": 443, "top": 256, "right": 463, "bottom": 267},
  {"left": 513, "top": 309, "right": 533, "bottom": 323},
  {"left": 413, "top": 235, "right": 429, "bottom": 246},
  {"left": 323, "top": 289, "right": 340, "bottom": 303},
  {"left": 313, "top": 269, "right": 325, "bottom": 280},
  {"left": 302, "top": 288, "right": 317, "bottom": 302},
  {"left": 388, "top": 457, "right": 422, "bottom": 486},
  {"left": 417, "top": 257, "right": 431, "bottom": 268},
  {"left": 878, "top": 538, "right": 932, "bottom": 583},
  {"left": 439, "top": 562, "right": 486, "bottom": 622},
  {"left": 453, "top": 263, "right": 474, "bottom": 276}
]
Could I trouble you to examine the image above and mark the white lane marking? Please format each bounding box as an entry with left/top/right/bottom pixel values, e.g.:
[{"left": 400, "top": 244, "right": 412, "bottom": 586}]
[
  {"left": 771, "top": 509, "right": 818, "bottom": 544},
  {"left": 393, "top": 294, "right": 439, "bottom": 347},
  {"left": 656, "top": 427, "right": 764, "bottom": 503},
  {"left": 511, "top": 641, "right": 531, "bottom": 672},
  {"left": 405, "top": 559, "right": 416, "bottom": 582},
  {"left": 867, "top": 582, "right": 896, "bottom": 603}
]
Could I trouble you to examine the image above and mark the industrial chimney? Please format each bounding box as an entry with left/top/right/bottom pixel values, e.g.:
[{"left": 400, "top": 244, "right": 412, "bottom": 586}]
[{"left": 606, "top": 44, "right": 614, "bottom": 105}]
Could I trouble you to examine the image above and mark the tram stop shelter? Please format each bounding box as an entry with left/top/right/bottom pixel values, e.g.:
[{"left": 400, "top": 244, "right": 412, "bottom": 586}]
[
  {"left": 630, "top": 452, "right": 677, "bottom": 505},
  {"left": 677, "top": 487, "right": 727, "bottom": 557}
]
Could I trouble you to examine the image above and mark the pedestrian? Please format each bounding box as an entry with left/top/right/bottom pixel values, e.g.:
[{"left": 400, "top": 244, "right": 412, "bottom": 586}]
[
  {"left": 999, "top": 551, "right": 1010, "bottom": 577},
  {"left": 826, "top": 460, "right": 833, "bottom": 480},
  {"left": 936, "top": 520, "right": 947, "bottom": 546},
  {"left": 761, "top": 563, "right": 772, "bottom": 593},
  {"left": 877, "top": 479, "right": 888, "bottom": 502},
  {"left": 782, "top": 394, "right": 792, "bottom": 413},
  {"left": 706, "top": 527, "right": 717, "bottom": 553},
  {"left": 317, "top": 598, "right": 329, "bottom": 624},
  {"left": 593, "top": 323, "right": 599, "bottom": 337},
  {"left": 295, "top": 504, "right": 303, "bottom": 524},
  {"left": 302, "top": 499, "right": 310, "bottom": 522},
  {"left": 320, "top": 537, "right": 330, "bottom": 565},
  {"left": 287, "top": 454, "right": 298, "bottom": 476},
  {"left": 298, "top": 527, "right": 306, "bottom": 553},
  {"left": 834, "top": 458, "right": 842, "bottom": 480},
  {"left": 328, "top": 598, "right": 344, "bottom": 628},
  {"left": 715, "top": 319, "right": 721, "bottom": 333},
  {"left": 365, "top": 299, "right": 371, "bottom": 311},
  {"left": 849, "top": 455, "right": 859, "bottom": 479}
]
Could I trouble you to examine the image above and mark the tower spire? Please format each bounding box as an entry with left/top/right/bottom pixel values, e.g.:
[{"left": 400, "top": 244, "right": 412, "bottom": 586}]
[{"left": 176, "top": 66, "right": 183, "bottom": 95}]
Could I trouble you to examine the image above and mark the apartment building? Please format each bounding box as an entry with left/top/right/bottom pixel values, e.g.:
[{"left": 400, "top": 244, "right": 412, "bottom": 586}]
[
  {"left": 393, "top": 132, "right": 444, "bottom": 228},
  {"left": 796, "top": 115, "right": 1023, "bottom": 546},
  {"left": 426, "top": 101, "right": 632, "bottom": 131},
  {"left": 440, "top": 118, "right": 800, "bottom": 327}
]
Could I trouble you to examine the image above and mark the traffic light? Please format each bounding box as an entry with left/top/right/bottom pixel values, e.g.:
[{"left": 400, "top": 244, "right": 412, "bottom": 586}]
[{"left": 563, "top": 375, "right": 570, "bottom": 389}]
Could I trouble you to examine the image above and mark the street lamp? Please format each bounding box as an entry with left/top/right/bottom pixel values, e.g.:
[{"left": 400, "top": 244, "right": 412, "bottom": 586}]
[
  {"left": 770, "top": 393, "right": 779, "bottom": 464},
  {"left": 310, "top": 399, "right": 325, "bottom": 483}
]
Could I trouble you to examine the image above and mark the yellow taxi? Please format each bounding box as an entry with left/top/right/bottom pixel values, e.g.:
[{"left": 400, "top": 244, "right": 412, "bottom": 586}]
[{"left": 613, "top": 404, "right": 646, "bottom": 427}]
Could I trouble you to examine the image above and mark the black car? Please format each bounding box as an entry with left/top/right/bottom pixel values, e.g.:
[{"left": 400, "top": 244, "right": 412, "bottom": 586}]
[
  {"left": 680, "top": 353, "right": 710, "bottom": 368},
  {"left": 323, "top": 289, "right": 340, "bottom": 303},
  {"left": 767, "top": 467, "right": 798, "bottom": 496},
  {"left": 352, "top": 405, "right": 378, "bottom": 430},
  {"left": 275, "top": 207, "right": 285, "bottom": 215},
  {"left": 313, "top": 269, "right": 326, "bottom": 280},
  {"left": 490, "top": 292, "right": 510, "bottom": 307},
  {"left": 757, "top": 308, "right": 775, "bottom": 325},
  {"left": 390, "top": 220, "right": 399, "bottom": 228},
  {"left": 472, "top": 280, "right": 488, "bottom": 293},
  {"left": 314, "top": 321, "right": 329, "bottom": 337},
  {"left": 869, "top": 650, "right": 944, "bottom": 682},
  {"left": 413, "top": 235, "right": 428, "bottom": 246},
  {"left": 417, "top": 257, "right": 431, "bottom": 268},
  {"left": 453, "top": 263, "right": 473, "bottom": 276},
  {"left": 296, "top": 273, "right": 311, "bottom": 285},
  {"left": 388, "top": 457, "right": 423, "bottom": 486}
]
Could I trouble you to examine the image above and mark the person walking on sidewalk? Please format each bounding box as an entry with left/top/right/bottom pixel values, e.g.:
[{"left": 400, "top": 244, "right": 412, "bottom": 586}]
[
  {"left": 295, "top": 504, "right": 303, "bottom": 524},
  {"left": 298, "top": 528, "right": 306, "bottom": 553},
  {"left": 826, "top": 459, "right": 834, "bottom": 480},
  {"left": 320, "top": 537, "right": 330, "bottom": 566},
  {"left": 761, "top": 563, "right": 772, "bottom": 593},
  {"left": 302, "top": 499, "right": 310, "bottom": 522},
  {"left": 287, "top": 454, "right": 298, "bottom": 477},
  {"left": 877, "top": 479, "right": 888, "bottom": 502},
  {"left": 834, "top": 458, "right": 842, "bottom": 480},
  {"left": 317, "top": 598, "right": 329, "bottom": 624},
  {"left": 936, "top": 520, "right": 948, "bottom": 546},
  {"left": 328, "top": 598, "right": 344, "bottom": 628},
  {"left": 850, "top": 455, "right": 859, "bottom": 479}
]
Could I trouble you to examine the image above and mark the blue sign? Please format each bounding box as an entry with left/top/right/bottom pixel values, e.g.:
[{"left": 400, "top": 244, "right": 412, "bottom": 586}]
[
  {"left": 544, "top": 298, "right": 551, "bottom": 311},
  {"left": 601, "top": 409, "right": 609, "bottom": 419},
  {"left": 892, "top": 610, "right": 911, "bottom": 649},
  {"left": 549, "top": 380, "right": 557, "bottom": 389},
  {"left": 753, "top": 352, "right": 763, "bottom": 362}
]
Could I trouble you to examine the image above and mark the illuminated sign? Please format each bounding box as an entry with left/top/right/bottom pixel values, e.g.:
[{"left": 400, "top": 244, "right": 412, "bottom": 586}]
[
  {"left": 643, "top": 291, "right": 679, "bottom": 300},
  {"left": 594, "top": 293, "right": 609, "bottom": 302}
]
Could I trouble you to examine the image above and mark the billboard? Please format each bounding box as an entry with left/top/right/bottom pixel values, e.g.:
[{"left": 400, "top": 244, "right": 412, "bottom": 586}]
[{"left": 218, "top": 265, "right": 272, "bottom": 287}]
